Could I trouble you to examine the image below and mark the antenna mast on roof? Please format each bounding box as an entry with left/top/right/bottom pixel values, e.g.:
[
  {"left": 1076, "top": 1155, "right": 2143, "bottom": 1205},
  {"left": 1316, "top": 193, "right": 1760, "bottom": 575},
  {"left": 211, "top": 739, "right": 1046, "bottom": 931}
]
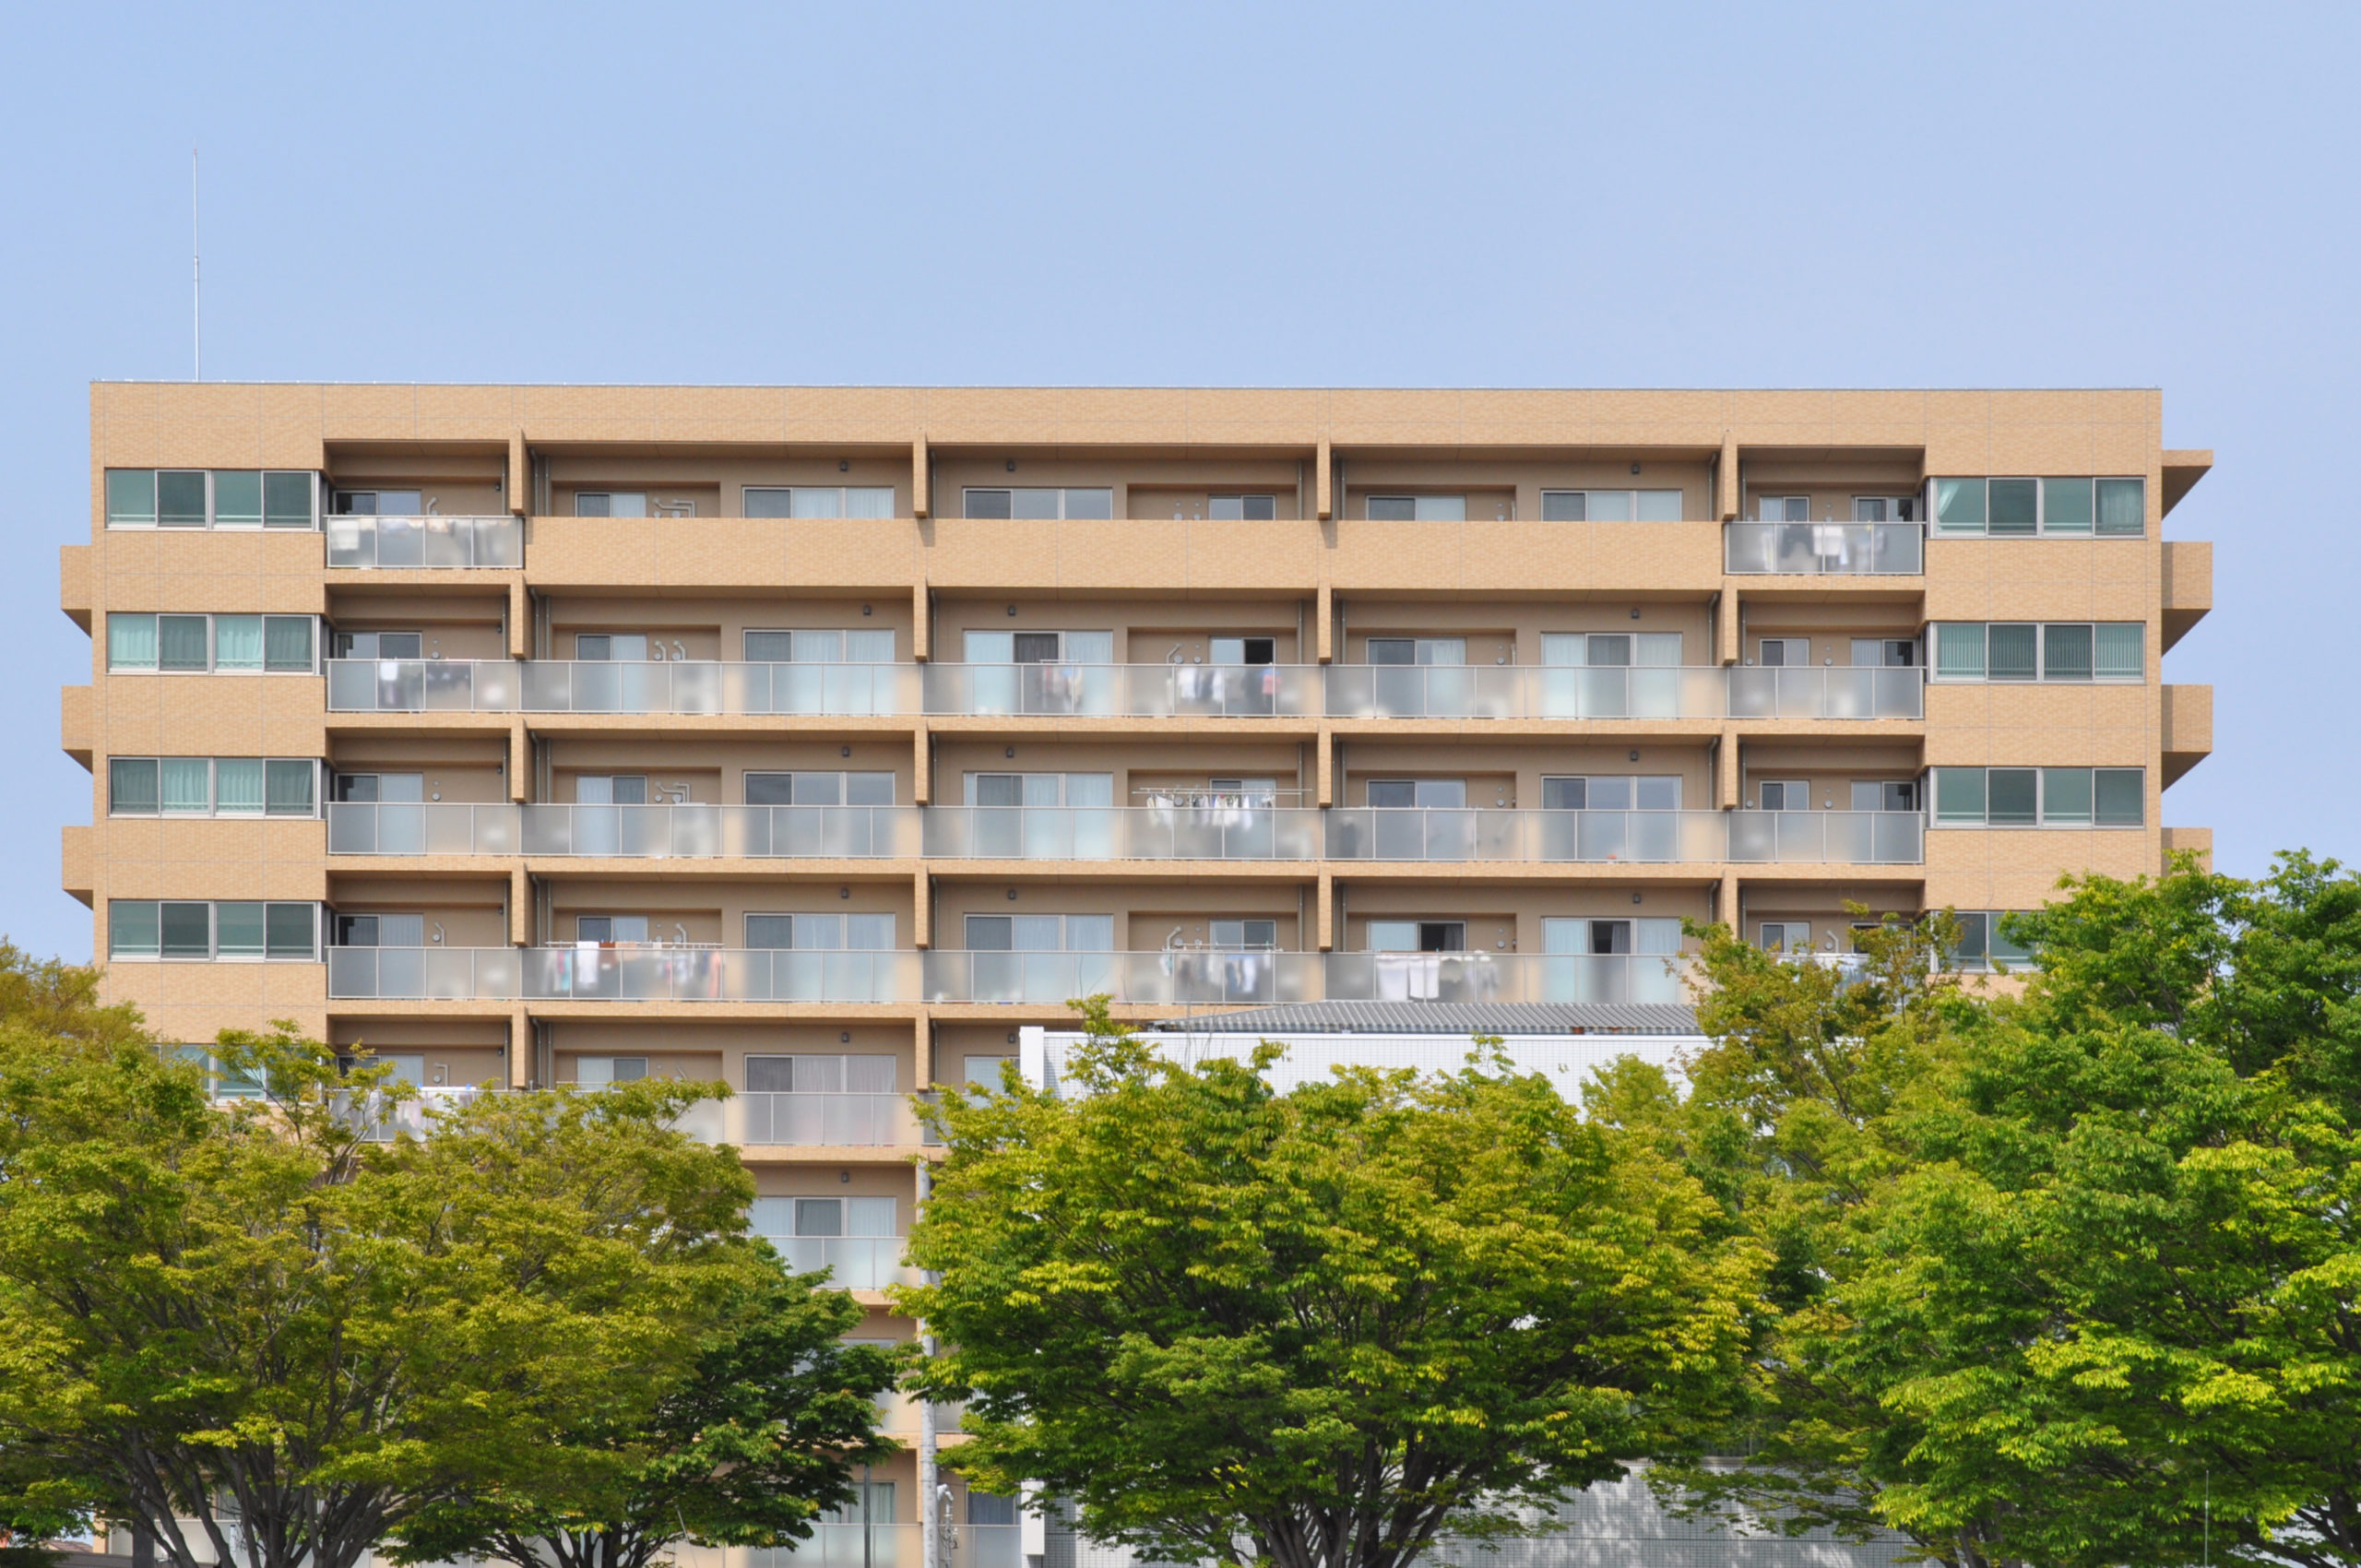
[{"left": 191, "top": 148, "right": 201, "bottom": 381}]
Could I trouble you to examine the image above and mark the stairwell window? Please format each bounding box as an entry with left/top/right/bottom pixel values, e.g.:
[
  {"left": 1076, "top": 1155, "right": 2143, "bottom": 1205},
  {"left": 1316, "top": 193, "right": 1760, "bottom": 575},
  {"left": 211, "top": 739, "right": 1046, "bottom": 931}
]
[{"left": 1930, "top": 766, "right": 2145, "bottom": 827}]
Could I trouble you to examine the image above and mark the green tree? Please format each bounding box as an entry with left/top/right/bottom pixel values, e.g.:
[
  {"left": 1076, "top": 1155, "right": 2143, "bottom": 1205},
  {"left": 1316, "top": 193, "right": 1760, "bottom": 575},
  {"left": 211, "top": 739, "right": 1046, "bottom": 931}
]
[
  {"left": 899, "top": 998, "right": 1767, "bottom": 1568},
  {"left": 388, "top": 1266, "right": 902, "bottom": 1568},
  {"left": 1611, "top": 909, "right": 2007, "bottom": 1565},
  {"left": 0, "top": 1007, "right": 784, "bottom": 1568},
  {"left": 1855, "top": 855, "right": 2361, "bottom": 1567}
]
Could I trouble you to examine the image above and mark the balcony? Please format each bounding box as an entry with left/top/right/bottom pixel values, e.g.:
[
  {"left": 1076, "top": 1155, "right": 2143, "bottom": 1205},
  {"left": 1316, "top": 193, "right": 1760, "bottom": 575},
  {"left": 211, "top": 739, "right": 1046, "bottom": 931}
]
[
  {"left": 921, "top": 661, "right": 1321, "bottom": 719},
  {"left": 673, "top": 1091, "right": 923, "bottom": 1147},
  {"left": 919, "top": 950, "right": 1690, "bottom": 1007},
  {"left": 345, "top": 1084, "right": 506, "bottom": 1141},
  {"left": 326, "top": 659, "right": 1923, "bottom": 722},
  {"left": 1724, "top": 521, "right": 1923, "bottom": 576},
  {"left": 326, "top": 515, "right": 522, "bottom": 569},
  {"left": 922, "top": 805, "right": 1323, "bottom": 861},
  {"left": 324, "top": 803, "right": 1923, "bottom": 865},
  {"left": 327, "top": 802, "right": 921, "bottom": 858},
  {"left": 324, "top": 946, "right": 1693, "bottom": 1007},
  {"left": 326, "top": 946, "right": 918, "bottom": 1002},
  {"left": 326, "top": 659, "right": 916, "bottom": 717},
  {"left": 748, "top": 1525, "right": 922, "bottom": 1568},
  {"left": 761, "top": 1236, "right": 913, "bottom": 1291}
]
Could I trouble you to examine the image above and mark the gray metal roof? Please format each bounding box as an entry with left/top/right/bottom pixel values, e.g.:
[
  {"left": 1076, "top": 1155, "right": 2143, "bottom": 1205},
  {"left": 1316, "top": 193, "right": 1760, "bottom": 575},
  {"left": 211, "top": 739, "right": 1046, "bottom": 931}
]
[{"left": 1142, "top": 1001, "right": 1701, "bottom": 1037}]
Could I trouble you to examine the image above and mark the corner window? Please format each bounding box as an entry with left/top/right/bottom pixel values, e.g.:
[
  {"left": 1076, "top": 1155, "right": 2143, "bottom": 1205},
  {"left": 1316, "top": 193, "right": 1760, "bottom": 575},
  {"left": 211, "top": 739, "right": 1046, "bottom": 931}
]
[
  {"left": 1931, "top": 477, "right": 2144, "bottom": 538},
  {"left": 1929, "top": 624, "right": 2144, "bottom": 683},
  {"left": 103, "top": 469, "right": 317, "bottom": 530},
  {"left": 1928, "top": 767, "right": 2144, "bottom": 827},
  {"left": 108, "top": 900, "right": 319, "bottom": 961},
  {"left": 104, "top": 614, "right": 316, "bottom": 674}
]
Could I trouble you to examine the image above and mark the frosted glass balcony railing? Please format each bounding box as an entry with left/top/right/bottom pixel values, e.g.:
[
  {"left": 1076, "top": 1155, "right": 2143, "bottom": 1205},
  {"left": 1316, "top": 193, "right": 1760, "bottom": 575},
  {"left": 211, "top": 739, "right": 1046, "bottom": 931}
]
[
  {"left": 922, "top": 805, "right": 1323, "bottom": 861},
  {"left": 325, "top": 659, "right": 917, "bottom": 716},
  {"left": 1324, "top": 809, "right": 1726, "bottom": 863},
  {"left": 923, "top": 661, "right": 1321, "bottom": 718},
  {"left": 1726, "top": 809, "right": 1924, "bottom": 864},
  {"left": 761, "top": 1236, "right": 912, "bottom": 1290},
  {"left": 327, "top": 802, "right": 919, "bottom": 857},
  {"left": 326, "top": 515, "right": 522, "bottom": 569},
  {"left": 343, "top": 1085, "right": 507, "bottom": 1141},
  {"left": 748, "top": 1524, "right": 920, "bottom": 1568},
  {"left": 672, "top": 1091, "right": 920, "bottom": 1146},
  {"left": 326, "top": 946, "right": 919, "bottom": 1002},
  {"left": 1724, "top": 521, "right": 1924, "bottom": 575},
  {"left": 924, "top": 949, "right": 1322, "bottom": 1007},
  {"left": 1726, "top": 665, "right": 1923, "bottom": 719},
  {"left": 1323, "top": 952, "right": 1691, "bottom": 1006},
  {"left": 1324, "top": 663, "right": 1922, "bottom": 720},
  {"left": 952, "top": 1525, "right": 1023, "bottom": 1568}
]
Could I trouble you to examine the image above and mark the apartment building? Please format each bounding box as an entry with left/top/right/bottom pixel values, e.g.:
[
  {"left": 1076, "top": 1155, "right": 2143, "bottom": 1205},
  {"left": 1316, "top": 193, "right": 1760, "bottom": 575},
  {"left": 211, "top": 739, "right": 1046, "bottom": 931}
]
[{"left": 61, "top": 384, "right": 2212, "bottom": 1567}]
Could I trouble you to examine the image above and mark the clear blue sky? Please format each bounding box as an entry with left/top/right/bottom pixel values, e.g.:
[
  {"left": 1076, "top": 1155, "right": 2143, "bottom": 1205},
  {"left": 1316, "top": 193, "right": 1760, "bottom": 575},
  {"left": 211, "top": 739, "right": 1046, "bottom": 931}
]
[{"left": 2, "top": 1, "right": 2353, "bottom": 962}]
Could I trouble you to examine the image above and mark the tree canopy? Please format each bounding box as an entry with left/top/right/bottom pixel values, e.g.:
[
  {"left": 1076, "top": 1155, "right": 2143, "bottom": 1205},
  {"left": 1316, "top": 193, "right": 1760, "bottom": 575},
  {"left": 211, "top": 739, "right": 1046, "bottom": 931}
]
[{"left": 899, "top": 999, "right": 1768, "bottom": 1568}]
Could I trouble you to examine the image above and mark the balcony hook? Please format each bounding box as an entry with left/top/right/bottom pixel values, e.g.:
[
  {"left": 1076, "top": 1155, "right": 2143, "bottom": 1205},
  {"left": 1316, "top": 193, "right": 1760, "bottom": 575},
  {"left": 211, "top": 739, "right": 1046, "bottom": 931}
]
[{"left": 431, "top": 921, "right": 445, "bottom": 945}]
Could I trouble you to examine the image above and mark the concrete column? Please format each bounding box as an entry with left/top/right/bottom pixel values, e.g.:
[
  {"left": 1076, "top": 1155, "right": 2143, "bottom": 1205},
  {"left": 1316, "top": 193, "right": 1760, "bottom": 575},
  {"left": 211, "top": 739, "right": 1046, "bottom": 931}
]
[
  {"left": 1315, "top": 436, "right": 1333, "bottom": 519},
  {"left": 508, "top": 431, "right": 528, "bottom": 517},
  {"left": 1316, "top": 871, "right": 1335, "bottom": 952},
  {"left": 509, "top": 1008, "right": 532, "bottom": 1088},
  {"left": 1717, "top": 433, "right": 1738, "bottom": 520},
  {"left": 913, "top": 871, "right": 931, "bottom": 949},
  {"left": 1316, "top": 727, "right": 1335, "bottom": 806},
  {"left": 913, "top": 726, "right": 931, "bottom": 804},
  {"left": 912, "top": 434, "right": 930, "bottom": 518},
  {"left": 508, "top": 720, "right": 530, "bottom": 802},
  {"left": 912, "top": 579, "right": 931, "bottom": 661}
]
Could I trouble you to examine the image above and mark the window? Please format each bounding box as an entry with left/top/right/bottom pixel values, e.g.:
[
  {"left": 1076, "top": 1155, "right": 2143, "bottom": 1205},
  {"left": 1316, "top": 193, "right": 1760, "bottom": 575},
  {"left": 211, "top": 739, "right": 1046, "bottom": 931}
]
[
  {"left": 1758, "top": 922, "right": 1813, "bottom": 954},
  {"left": 1930, "top": 624, "right": 2144, "bottom": 683},
  {"left": 963, "top": 914, "right": 1113, "bottom": 951},
  {"left": 577, "top": 915, "right": 650, "bottom": 944},
  {"left": 1757, "top": 497, "right": 1809, "bottom": 522},
  {"left": 1757, "top": 637, "right": 1811, "bottom": 668},
  {"left": 1945, "top": 911, "right": 2035, "bottom": 972},
  {"left": 1852, "top": 495, "right": 1919, "bottom": 521},
  {"left": 964, "top": 773, "right": 1112, "bottom": 808},
  {"left": 1210, "top": 919, "right": 1279, "bottom": 949},
  {"left": 960, "top": 630, "right": 1113, "bottom": 664},
  {"left": 1540, "top": 776, "right": 1682, "bottom": 811},
  {"left": 1365, "top": 494, "right": 1465, "bottom": 521},
  {"left": 1209, "top": 636, "right": 1276, "bottom": 665},
  {"left": 109, "top": 758, "right": 317, "bottom": 817},
  {"left": 745, "top": 771, "right": 895, "bottom": 806},
  {"left": 109, "top": 900, "right": 318, "bottom": 961},
  {"left": 576, "top": 1056, "right": 649, "bottom": 1086},
  {"left": 1544, "top": 917, "right": 1681, "bottom": 955},
  {"left": 963, "top": 1054, "right": 1016, "bottom": 1087},
  {"left": 330, "top": 489, "right": 424, "bottom": 516},
  {"left": 1849, "top": 780, "right": 1918, "bottom": 813},
  {"left": 336, "top": 913, "right": 426, "bottom": 947},
  {"left": 1930, "top": 767, "right": 2144, "bottom": 827},
  {"left": 1365, "top": 637, "right": 1465, "bottom": 666},
  {"left": 1367, "top": 778, "right": 1467, "bottom": 810},
  {"left": 1931, "top": 478, "right": 2144, "bottom": 538},
  {"left": 743, "top": 486, "right": 895, "bottom": 519},
  {"left": 745, "top": 1054, "right": 897, "bottom": 1093},
  {"left": 576, "top": 775, "right": 649, "bottom": 804},
  {"left": 1540, "top": 633, "right": 1682, "bottom": 666},
  {"left": 333, "top": 631, "right": 424, "bottom": 659},
  {"left": 576, "top": 634, "right": 647, "bottom": 661},
  {"left": 104, "top": 614, "right": 316, "bottom": 673},
  {"left": 1850, "top": 638, "right": 1917, "bottom": 668},
  {"left": 1759, "top": 779, "right": 1811, "bottom": 811},
  {"left": 742, "top": 629, "right": 896, "bottom": 662},
  {"left": 1206, "top": 494, "right": 1277, "bottom": 520},
  {"left": 105, "top": 469, "right": 316, "bottom": 530},
  {"left": 961, "top": 488, "right": 1113, "bottom": 520},
  {"left": 760, "top": 1194, "right": 898, "bottom": 1240},
  {"left": 967, "top": 1493, "right": 1019, "bottom": 1527},
  {"left": 1367, "top": 921, "right": 1465, "bottom": 953},
  {"left": 745, "top": 913, "right": 896, "bottom": 950},
  {"left": 335, "top": 772, "right": 423, "bottom": 803},
  {"left": 1541, "top": 490, "right": 1682, "bottom": 522},
  {"left": 574, "top": 492, "right": 651, "bottom": 517}
]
